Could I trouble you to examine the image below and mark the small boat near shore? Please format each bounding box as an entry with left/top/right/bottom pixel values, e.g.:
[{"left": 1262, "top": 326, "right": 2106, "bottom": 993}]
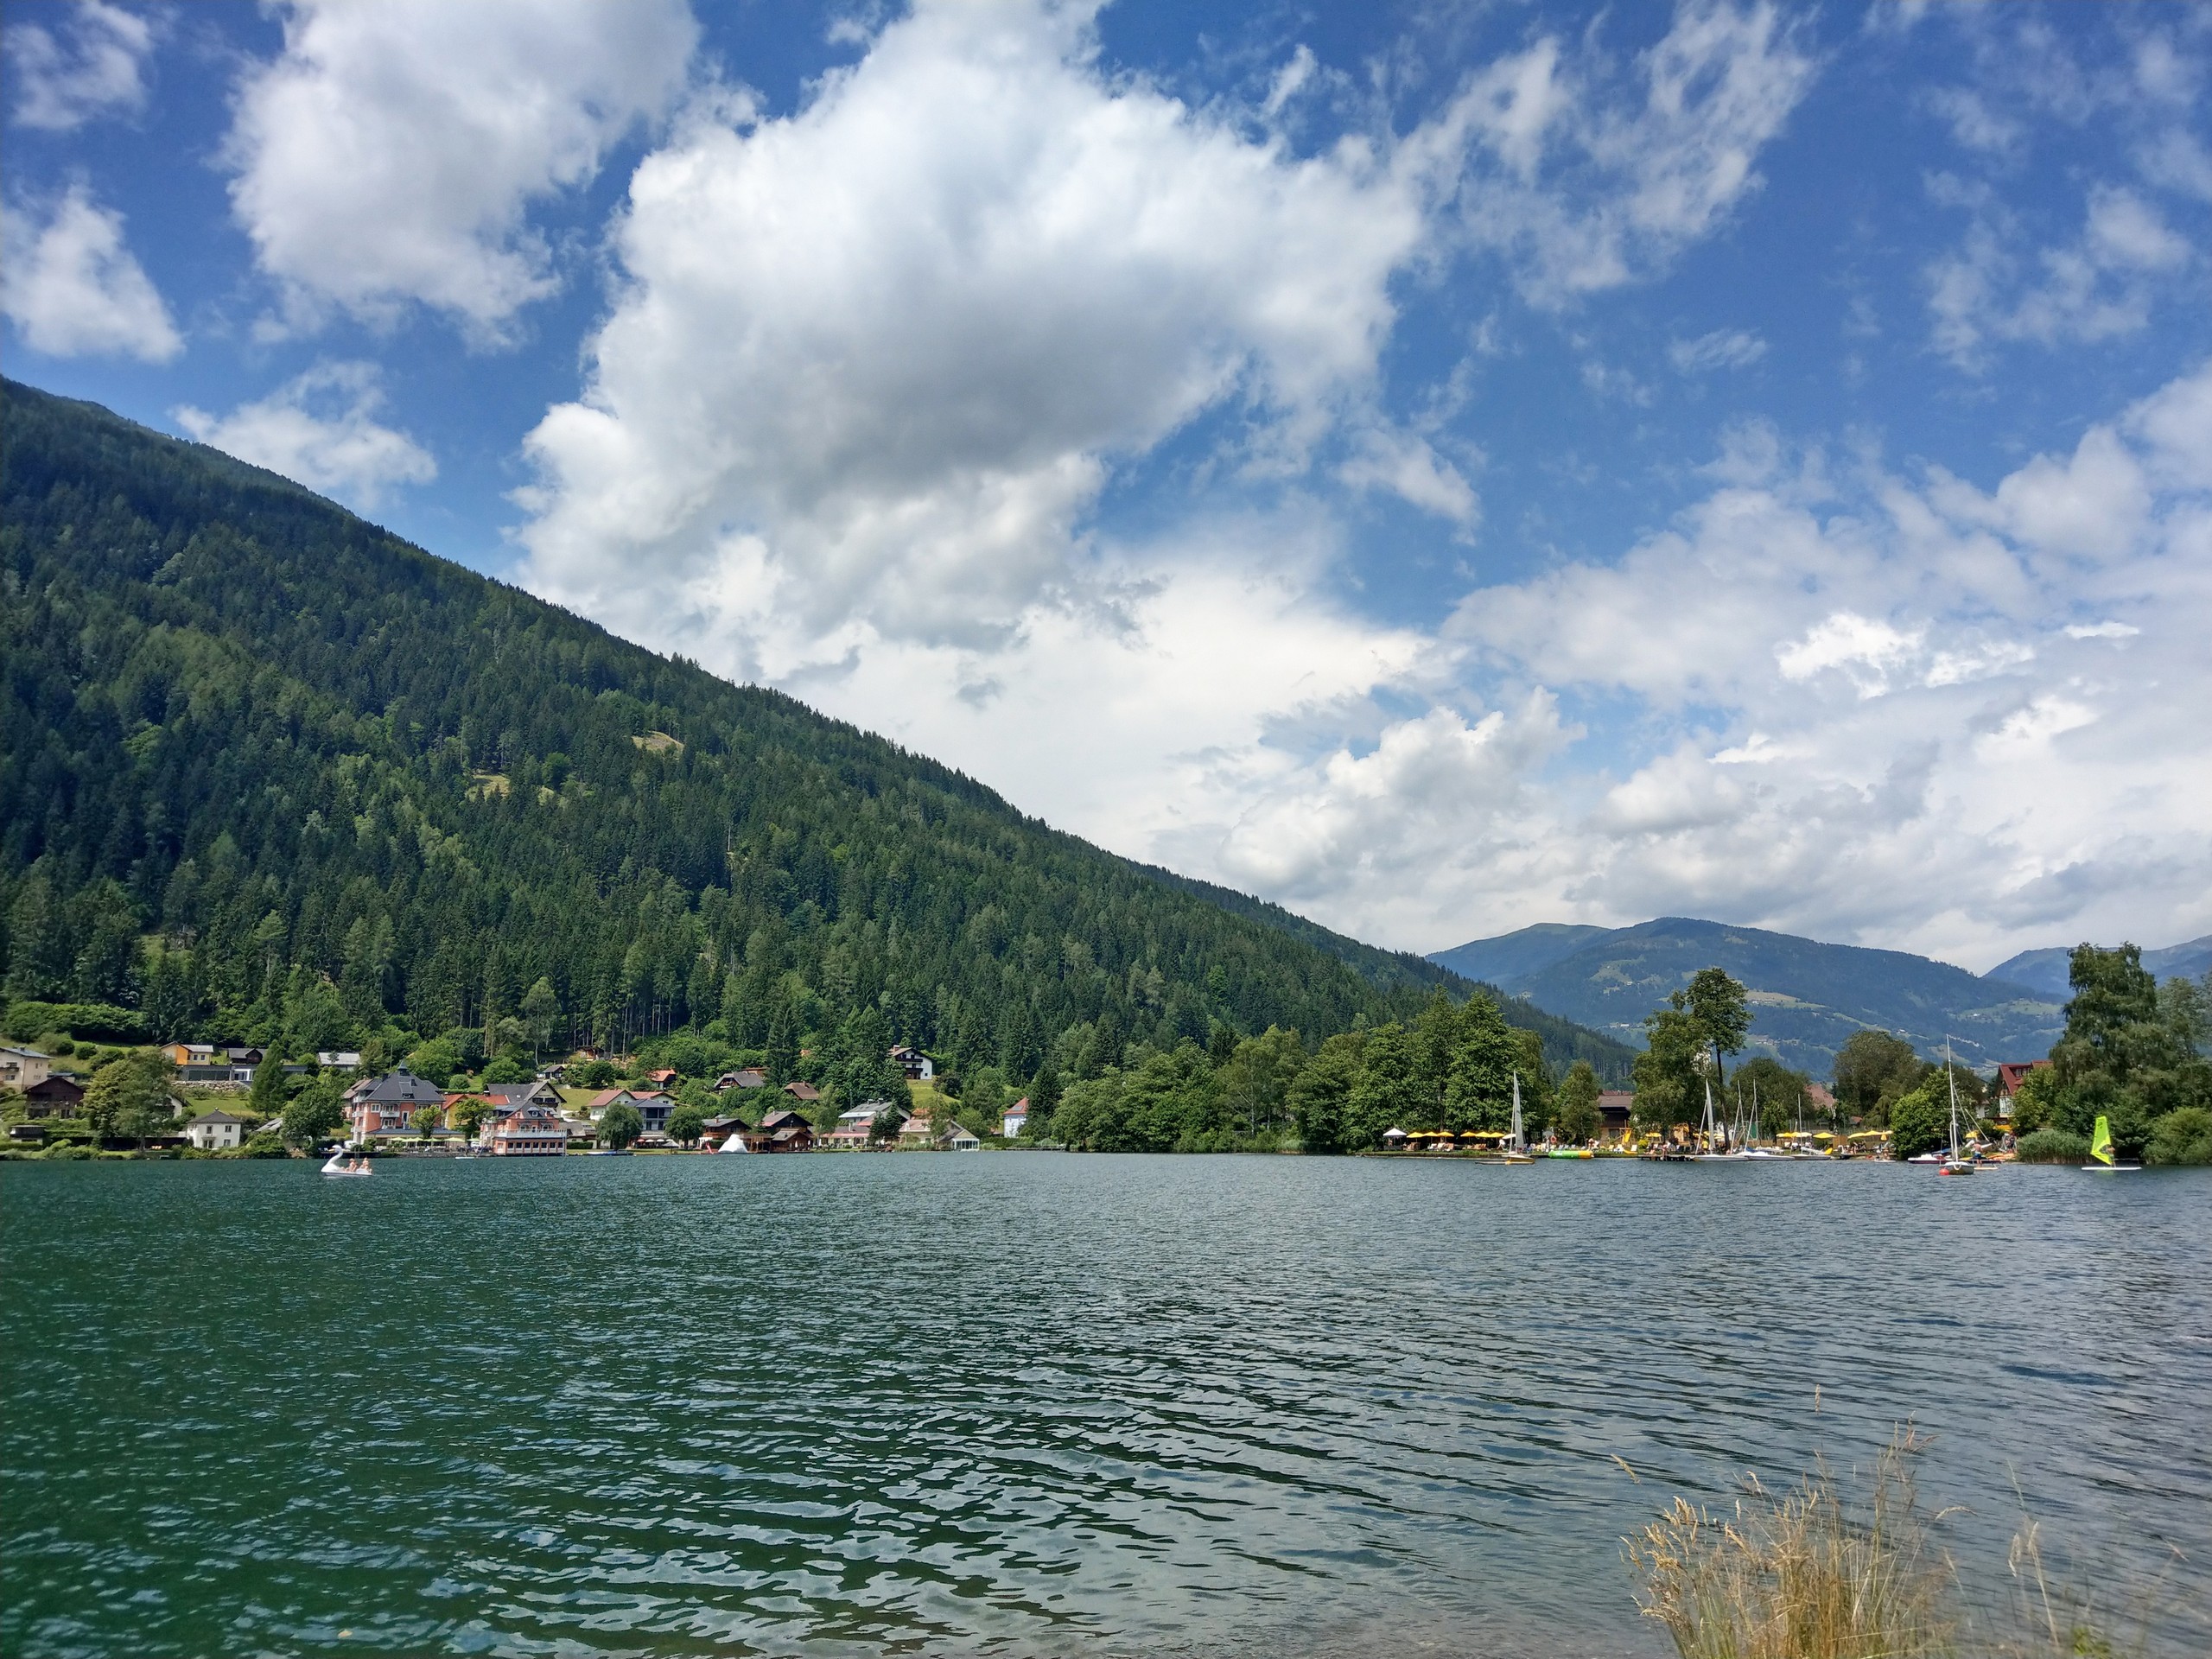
[
  {"left": 1502, "top": 1075, "right": 1534, "bottom": 1163},
  {"left": 321, "top": 1147, "right": 372, "bottom": 1178},
  {"left": 1690, "top": 1080, "right": 1749, "bottom": 1160},
  {"left": 1937, "top": 1038, "right": 1974, "bottom": 1176}
]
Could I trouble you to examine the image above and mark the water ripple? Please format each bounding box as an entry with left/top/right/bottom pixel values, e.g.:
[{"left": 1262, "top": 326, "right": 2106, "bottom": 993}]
[{"left": 3, "top": 1155, "right": 2208, "bottom": 1657}]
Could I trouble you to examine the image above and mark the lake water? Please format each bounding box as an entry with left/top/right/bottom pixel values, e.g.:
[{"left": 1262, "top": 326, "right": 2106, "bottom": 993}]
[{"left": 3, "top": 1154, "right": 2207, "bottom": 1658}]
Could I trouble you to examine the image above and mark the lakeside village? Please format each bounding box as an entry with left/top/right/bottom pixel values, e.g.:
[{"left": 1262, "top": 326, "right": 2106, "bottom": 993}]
[
  {"left": 0, "top": 1033, "right": 2047, "bottom": 1161},
  {"left": 3, "top": 949, "right": 2205, "bottom": 1167}
]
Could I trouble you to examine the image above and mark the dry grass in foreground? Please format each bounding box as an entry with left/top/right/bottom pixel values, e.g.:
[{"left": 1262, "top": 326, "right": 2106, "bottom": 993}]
[{"left": 1624, "top": 1428, "right": 2173, "bottom": 1659}]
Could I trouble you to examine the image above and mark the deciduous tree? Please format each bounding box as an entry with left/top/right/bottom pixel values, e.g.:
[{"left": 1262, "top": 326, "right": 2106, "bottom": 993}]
[
  {"left": 283, "top": 1075, "right": 346, "bottom": 1149},
  {"left": 83, "top": 1053, "right": 174, "bottom": 1147},
  {"left": 1288, "top": 1033, "right": 1361, "bottom": 1154},
  {"left": 599, "top": 1101, "right": 643, "bottom": 1148},
  {"left": 1554, "top": 1060, "right": 1602, "bottom": 1145}
]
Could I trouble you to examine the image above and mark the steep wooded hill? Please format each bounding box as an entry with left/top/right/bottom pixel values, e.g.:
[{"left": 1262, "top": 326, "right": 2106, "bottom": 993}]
[{"left": 1, "top": 378, "right": 1630, "bottom": 1081}]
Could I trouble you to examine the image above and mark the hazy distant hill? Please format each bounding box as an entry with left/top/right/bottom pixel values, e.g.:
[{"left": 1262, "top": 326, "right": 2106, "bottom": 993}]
[
  {"left": 1428, "top": 923, "right": 1610, "bottom": 988},
  {"left": 1428, "top": 918, "right": 2064, "bottom": 1077},
  {"left": 1984, "top": 936, "right": 2212, "bottom": 1001}
]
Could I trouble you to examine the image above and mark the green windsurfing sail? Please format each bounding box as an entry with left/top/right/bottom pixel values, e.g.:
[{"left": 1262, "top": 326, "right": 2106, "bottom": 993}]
[{"left": 2090, "top": 1114, "right": 2114, "bottom": 1166}]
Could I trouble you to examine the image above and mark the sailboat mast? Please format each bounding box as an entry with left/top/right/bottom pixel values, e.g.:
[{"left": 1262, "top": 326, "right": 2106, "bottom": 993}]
[
  {"left": 1511, "top": 1071, "right": 1523, "bottom": 1152},
  {"left": 1945, "top": 1035, "right": 1961, "bottom": 1161}
]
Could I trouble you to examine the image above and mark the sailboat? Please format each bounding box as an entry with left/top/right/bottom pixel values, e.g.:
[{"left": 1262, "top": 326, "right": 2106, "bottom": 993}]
[
  {"left": 1503, "top": 1074, "right": 1535, "bottom": 1163},
  {"left": 2082, "top": 1113, "right": 2141, "bottom": 1173},
  {"left": 1692, "top": 1079, "right": 1744, "bottom": 1160},
  {"left": 1738, "top": 1078, "right": 1790, "bottom": 1157},
  {"left": 1938, "top": 1039, "right": 1974, "bottom": 1175}
]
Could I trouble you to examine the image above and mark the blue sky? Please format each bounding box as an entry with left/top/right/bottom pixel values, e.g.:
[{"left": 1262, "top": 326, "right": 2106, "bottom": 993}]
[{"left": 6, "top": 1, "right": 2209, "bottom": 970}]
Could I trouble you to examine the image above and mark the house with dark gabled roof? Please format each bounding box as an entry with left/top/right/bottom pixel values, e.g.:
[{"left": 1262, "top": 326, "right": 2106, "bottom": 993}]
[
  {"left": 746, "top": 1107, "right": 814, "bottom": 1152},
  {"left": 486, "top": 1098, "right": 566, "bottom": 1156},
  {"left": 347, "top": 1067, "right": 450, "bottom": 1141},
  {"left": 486, "top": 1077, "right": 563, "bottom": 1109},
  {"left": 628, "top": 1090, "right": 674, "bottom": 1134},
  {"left": 22, "top": 1073, "right": 85, "bottom": 1116}
]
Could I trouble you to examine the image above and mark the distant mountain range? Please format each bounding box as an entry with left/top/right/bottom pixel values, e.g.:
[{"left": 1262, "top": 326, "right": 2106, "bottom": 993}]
[
  {"left": 1429, "top": 918, "right": 2065, "bottom": 1079},
  {"left": 1982, "top": 936, "right": 2212, "bottom": 1001}
]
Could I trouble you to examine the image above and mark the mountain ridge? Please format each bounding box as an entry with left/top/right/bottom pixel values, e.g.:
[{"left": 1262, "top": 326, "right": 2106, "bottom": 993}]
[
  {"left": 1983, "top": 935, "right": 2212, "bottom": 1001},
  {"left": 1430, "top": 917, "right": 2065, "bottom": 1077},
  {"left": 0, "top": 377, "right": 1632, "bottom": 1083}
]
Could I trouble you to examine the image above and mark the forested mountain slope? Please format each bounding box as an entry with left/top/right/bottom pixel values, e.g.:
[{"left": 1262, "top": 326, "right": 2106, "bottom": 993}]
[
  {"left": 1431, "top": 917, "right": 2064, "bottom": 1076},
  {"left": 1, "top": 378, "right": 1627, "bottom": 1084}
]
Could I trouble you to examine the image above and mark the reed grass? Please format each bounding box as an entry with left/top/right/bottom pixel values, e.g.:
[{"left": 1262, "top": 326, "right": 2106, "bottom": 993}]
[
  {"left": 1623, "top": 1429, "right": 2178, "bottom": 1659},
  {"left": 2014, "top": 1128, "right": 2093, "bottom": 1164},
  {"left": 1626, "top": 1428, "right": 1959, "bottom": 1659}
]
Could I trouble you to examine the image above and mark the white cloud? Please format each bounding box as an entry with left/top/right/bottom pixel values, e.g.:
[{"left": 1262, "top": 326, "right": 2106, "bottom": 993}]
[
  {"left": 1580, "top": 356, "right": 1656, "bottom": 405},
  {"left": 774, "top": 516, "right": 1438, "bottom": 888},
  {"left": 1669, "top": 327, "right": 1767, "bottom": 373},
  {"left": 1917, "top": 7, "right": 2210, "bottom": 372},
  {"left": 0, "top": 181, "right": 180, "bottom": 360},
  {"left": 175, "top": 363, "right": 435, "bottom": 510},
  {"left": 515, "top": 0, "right": 1816, "bottom": 685},
  {"left": 1344, "top": 359, "right": 2212, "bottom": 966},
  {"left": 1444, "top": 1, "right": 1817, "bottom": 304},
  {"left": 2122, "top": 352, "right": 2212, "bottom": 488},
  {"left": 1338, "top": 425, "right": 1479, "bottom": 525},
  {"left": 1777, "top": 613, "right": 1925, "bottom": 698},
  {"left": 518, "top": 0, "right": 1447, "bottom": 658},
  {"left": 2139, "top": 127, "right": 2212, "bottom": 205},
  {"left": 1924, "top": 86, "right": 2020, "bottom": 156},
  {"left": 1974, "top": 695, "right": 2095, "bottom": 760},
  {"left": 496, "top": 0, "right": 2209, "bottom": 969},
  {"left": 1927, "top": 184, "right": 2197, "bottom": 369},
  {"left": 1927, "top": 422, "right": 2152, "bottom": 567},
  {"left": 7, "top": 0, "right": 157, "bottom": 131},
  {"left": 222, "top": 0, "right": 696, "bottom": 340},
  {"left": 1212, "top": 697, "right": 1572, "bottom": 902}
]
